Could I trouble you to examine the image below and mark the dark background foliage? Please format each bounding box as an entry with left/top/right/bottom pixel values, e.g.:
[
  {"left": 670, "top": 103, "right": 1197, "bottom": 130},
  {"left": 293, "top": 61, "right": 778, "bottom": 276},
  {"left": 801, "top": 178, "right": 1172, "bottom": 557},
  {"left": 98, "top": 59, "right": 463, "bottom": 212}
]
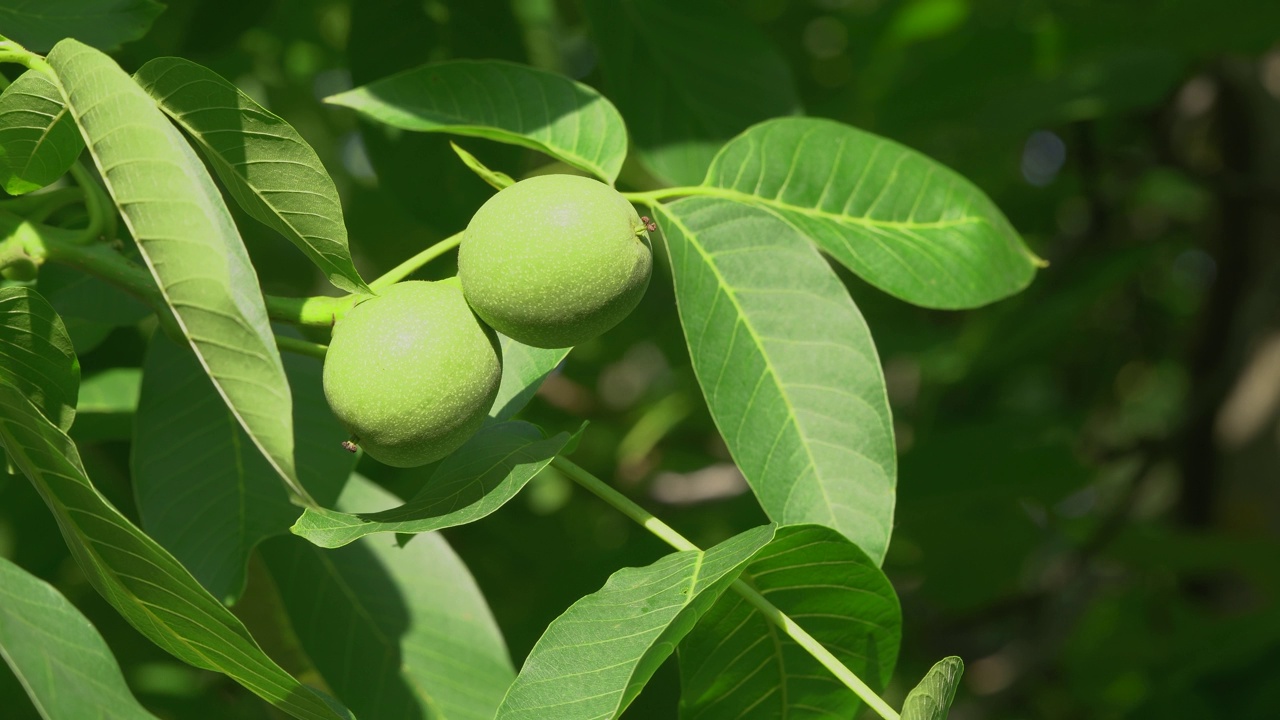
[{"left": 3, "top": 1, "right": 1279, "bottom": 717}]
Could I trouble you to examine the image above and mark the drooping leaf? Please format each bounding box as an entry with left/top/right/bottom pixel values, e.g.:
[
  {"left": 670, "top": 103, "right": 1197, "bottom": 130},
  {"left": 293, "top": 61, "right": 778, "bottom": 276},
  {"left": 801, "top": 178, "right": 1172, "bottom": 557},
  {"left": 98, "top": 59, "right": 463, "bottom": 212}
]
[
  {"left": 452, "top": 141, "right": 514, "bottom": 191},
  {"left": 0, "top": 286, "right": 78, "bottom": 431},
  {"left": 495, "top": 524, "right": 778, "bottom": 720},
  {"left": 653, "top": 198, "right": 896, "bottom": 563},
  {"left": 581, "top": 0, "right": 800, "bottom": 186},
  {"left": 0, "top": 380, "right": 353, "bottom": 720},
  {"left": 328, "top": 59, "right": 628, "bottom": 183},
  {"left": 490, "top": 335, "right": 569, "bottom": 422},
  {"left": 262, "top": 476, "right": 515, "bottom": 720},
  {"left": 900, "top": 656, "right": 964, "bottom": 720},
  {"left": 47, "top": 39, "right": 308, "bottom": 503},
  {"left": 702, "top": 117, "right": 1040, "bottom": 309},
  {"left": 135, "top": 57, "right": 370, "bottom": 294},
  {"left": 0, "top": 70, "right": 84, "bottom": 195},
  {"left": 678, "top": 525, "right": 902, "bottom": 719},
  {"left": 0, "top": 556, "right": 160, "bottom": 720},
  {"left": 132, "top": 332, "right": 353, "bottom": 604},
  {"left": 0, "top": 0, "right": 162, "bottom": 52},
  {"left": 293, "top": 421, "right": 574, "bottom": 548}
]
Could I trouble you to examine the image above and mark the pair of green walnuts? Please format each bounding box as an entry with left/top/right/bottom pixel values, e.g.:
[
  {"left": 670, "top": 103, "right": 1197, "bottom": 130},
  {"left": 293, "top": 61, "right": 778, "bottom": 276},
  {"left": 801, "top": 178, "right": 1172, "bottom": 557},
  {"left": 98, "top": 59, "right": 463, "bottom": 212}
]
[{"left": 322, "top": 175, "right": 654, "bottom": 467}]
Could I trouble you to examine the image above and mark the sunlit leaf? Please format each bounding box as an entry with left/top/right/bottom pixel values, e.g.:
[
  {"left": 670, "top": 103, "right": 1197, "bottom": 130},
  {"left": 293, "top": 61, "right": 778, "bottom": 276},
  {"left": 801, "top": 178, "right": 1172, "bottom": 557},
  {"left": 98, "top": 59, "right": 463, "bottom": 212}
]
[
  {"left": 679, "top": 525, "right": 901, "bottom": 719},
  {"left": 0, "top": 70, "right": 84, "bottom": 194},
  {"left": 0, "top": 0, "right": 162, "bottom": 52},
  {"left": 328, "top": 59, "right": 628, "bottom": 183},
  {"left": 292, "top": 421, "right": 574, "bottom": 548},
  {"left": 0, "top": 286, "right": 78, "bottom": 431},
  {"left": 72, "top": 367, "right": 140, "bottom": 442},
  {"left": 48, "top": 39, "right": 308, "bottom": 503},
  {"left": 0, "top": 380, "right": 353, "bottom": 720},
  {"left": 133, "top": 333, "right": 354, "bottom": 604},
  {"left": 0, "top": 556, "right": 159, "bottom": 720},
  {"left": 581, "top": 0, "right": 799, "bottom": 185},
  {"left": 654, "top": 198, "right": 896, "bottom": 563},
  {"left": 263, "top": 476, "right": 515, "bottom": 720},
  {"left": 900, "top": 656, "right": 964, "bottom": 720},
  {"left": 490, "top": 335, "right": 569, "bottom": 422},
  {"left": 495, "top": 524, "right": 777, "bottom": 720},
  {"left": 702, "top": 117, "right": 1040, "bottom": 309},
  {"left": 135, "top": 57, "right": 370, "bottom": 294},
  {"left": 452, "top": 141, "right": 514, "bottom": 191}
]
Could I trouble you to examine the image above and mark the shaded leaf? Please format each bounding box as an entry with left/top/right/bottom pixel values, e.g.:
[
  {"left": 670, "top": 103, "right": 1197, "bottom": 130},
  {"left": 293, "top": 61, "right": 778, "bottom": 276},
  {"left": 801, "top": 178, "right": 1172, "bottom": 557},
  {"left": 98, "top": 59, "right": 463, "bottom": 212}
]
[
  {"left": 0, "top": 0, "right": 162, "bottom": 52},
  {"left": 496, "top": 524, "right": 778, "bottom": 720},
  {"left": 0, "top": 380, "right": 353, "bottom": 720},
  {"left": 654, "top": 198, "right": 896, "bottom": 563},
  {"left": 0, "top": 70, "right": 84, "bottom": 195},
  {"left": 581, "top": 0, "right": 799, "bottom": 185},
  {"left": 490, "top": 335, "right": 569, "bottom": 422},
  {"left": 132, "top": 332, "right": 354, "bottom": 604},
  {"left": 452, "top": 141, "right": 514, "bottom": 190},
  {"left": 0, "top": 556, "right": 159, "bottom": 720},
  {"left": 702, "top": 117, "right": 1039, "bottom": 309},
  {"left": 135, "top": 57, "right": 369, "bottom": 294},
  {"left": 37, "top": 263, "right": 151, "bottom": 327},
  {"left": 0, "top": 286, "right": 78, "bottom": 431},
  {"left": 293, "top": 421, "right": 574, "bottom": 548},
  {"left": 900, "top": 657, "right": 964, "bottom": 720},
  {"left": 72, "top": 367, "right": 140, "bottom": 442},
  {"left": 678, "top": 525, "right": 901, "bottom": 719},
  {"left": 262, "top": 476, "right": 515, "bottom": 720},
  {"left": 48, "top": 39, "right": 308, "bottom": 503},
  {"left": 328, "top": 59, "right": 627, "bottom": 183}
]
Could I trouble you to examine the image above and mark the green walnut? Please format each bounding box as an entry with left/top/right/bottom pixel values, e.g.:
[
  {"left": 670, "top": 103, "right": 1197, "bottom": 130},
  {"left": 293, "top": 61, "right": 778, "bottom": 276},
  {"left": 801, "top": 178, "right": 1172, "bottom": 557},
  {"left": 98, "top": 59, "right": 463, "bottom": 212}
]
[
  {"left": 458, "top": 174, "right": 653, "bottom": 349},
  {"left": 322, "top": 280, "right": 501, "bottom": 468}
]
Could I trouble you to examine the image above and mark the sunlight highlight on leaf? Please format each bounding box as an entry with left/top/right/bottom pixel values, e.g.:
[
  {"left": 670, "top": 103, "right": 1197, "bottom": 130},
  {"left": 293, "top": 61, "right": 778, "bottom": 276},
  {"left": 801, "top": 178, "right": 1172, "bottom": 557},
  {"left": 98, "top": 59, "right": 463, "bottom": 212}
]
[
  {"left": 655, "top": 198, "right": 897, "bottom": 563},
  {"left": 328, "top": 59, "right": 628, "bottom": 183}
]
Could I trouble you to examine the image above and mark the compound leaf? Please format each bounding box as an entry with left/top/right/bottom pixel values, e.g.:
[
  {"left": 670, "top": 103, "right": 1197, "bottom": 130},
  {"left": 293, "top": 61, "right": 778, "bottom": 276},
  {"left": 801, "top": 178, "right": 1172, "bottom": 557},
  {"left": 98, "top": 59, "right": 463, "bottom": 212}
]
[
  {"left": 135, "top": 57, "right": 370, "bottom": 294},
  {"left": 901, "top": 657, "right": 964, "bottom": 720},
  {"left": 48, "top": 39, "right": 308, "bottom": 503},
  {"left": 679, "top": 525, "right": 901, "bottom": 719},
  {"left": 0, "top": 286, "right": 78, "bottom": 432},
  {"left": 703, "top": 117, "right": 1039, "bottom": 309},
  {"left": 328, "top": 59, "right": 627, "bottom": 183},
  {"left": 0, "top": 380, "right": 353, "bottom": 720},
  {"left": 0, "top": 556, "right": 159, "bottom": 720},
  {"left": 263, "top": 476, "right": 515, "bottom": 720},
  {"left": 495, "top": 524, "right": 777, "bottom": 720},
  {"left": 0, "top": 70, "right": 84, "bottom": 195},
  {"left": 655, "top": 198, "right": 896, "bottom": 563}
]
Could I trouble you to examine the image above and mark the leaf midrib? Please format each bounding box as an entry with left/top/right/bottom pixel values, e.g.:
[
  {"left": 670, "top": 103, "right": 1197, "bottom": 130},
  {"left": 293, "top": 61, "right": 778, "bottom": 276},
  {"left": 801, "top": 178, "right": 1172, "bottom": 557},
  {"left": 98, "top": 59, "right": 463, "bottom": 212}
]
[{"left": 661, "top": 206, "right": 837, "bottom": 529}]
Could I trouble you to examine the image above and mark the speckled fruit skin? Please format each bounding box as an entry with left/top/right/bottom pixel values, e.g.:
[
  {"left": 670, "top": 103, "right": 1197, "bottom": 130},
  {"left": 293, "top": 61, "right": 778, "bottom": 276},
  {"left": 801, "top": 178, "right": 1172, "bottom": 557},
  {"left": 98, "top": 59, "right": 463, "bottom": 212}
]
[
  {"left": 322, "top": 280, "right": 501, "bottom": 468},
  {"left": 458, "top": 174, "right": 653, "bottom": 349}
]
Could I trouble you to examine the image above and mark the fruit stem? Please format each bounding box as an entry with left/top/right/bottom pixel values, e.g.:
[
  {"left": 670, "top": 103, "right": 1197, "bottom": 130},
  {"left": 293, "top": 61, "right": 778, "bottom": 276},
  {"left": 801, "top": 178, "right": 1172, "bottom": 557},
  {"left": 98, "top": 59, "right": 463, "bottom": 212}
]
[
  {"left": 368, "top": 231, "right": 464, "bottom": 291},
  {"left": 274, "top": 335, "right": 327, "bottom": 360},
  {"left": 549, "top": 455, "right": 902, "bottom": 720}
]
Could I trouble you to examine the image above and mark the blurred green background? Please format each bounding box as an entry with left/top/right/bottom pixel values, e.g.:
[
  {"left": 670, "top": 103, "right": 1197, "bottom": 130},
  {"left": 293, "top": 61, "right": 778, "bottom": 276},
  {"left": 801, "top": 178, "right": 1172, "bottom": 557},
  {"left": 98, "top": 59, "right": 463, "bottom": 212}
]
[{"left": 3, "top": 0, "right": 1280, "bottom": 718}]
